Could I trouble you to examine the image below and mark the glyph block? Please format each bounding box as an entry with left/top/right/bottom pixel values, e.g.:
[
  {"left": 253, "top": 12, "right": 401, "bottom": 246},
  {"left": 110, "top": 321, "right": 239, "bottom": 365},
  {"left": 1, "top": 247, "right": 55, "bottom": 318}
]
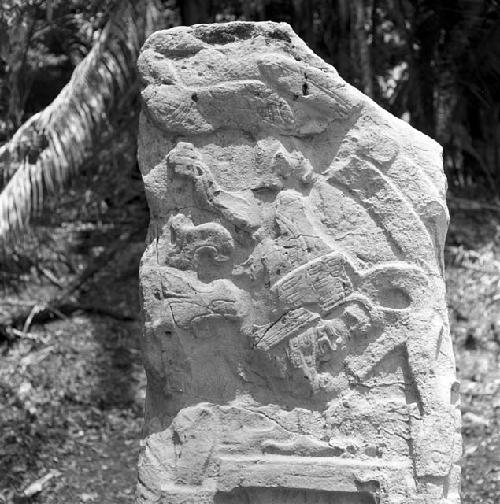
[{"left": 136, "top": 21, "right": 461, "bottom": 504}]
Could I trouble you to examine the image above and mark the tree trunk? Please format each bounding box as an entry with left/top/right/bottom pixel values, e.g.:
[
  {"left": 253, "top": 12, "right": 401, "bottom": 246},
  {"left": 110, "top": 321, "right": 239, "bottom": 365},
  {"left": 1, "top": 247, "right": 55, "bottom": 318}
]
[
  {"left": 293, "top": 0, "right": 315, "bottom": 48},
  {"left": 5, "top": 10, "right": 35, "bottom": 135},
  {"left": 352, "top": 0, "right": 373, "bottom": 97}
]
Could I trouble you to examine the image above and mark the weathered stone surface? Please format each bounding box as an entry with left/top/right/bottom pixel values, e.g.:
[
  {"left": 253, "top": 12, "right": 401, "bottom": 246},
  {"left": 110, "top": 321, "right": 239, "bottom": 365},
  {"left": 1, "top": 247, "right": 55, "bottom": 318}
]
[{"left": 136, "top": 21, "right": 461, "bottom": 504}]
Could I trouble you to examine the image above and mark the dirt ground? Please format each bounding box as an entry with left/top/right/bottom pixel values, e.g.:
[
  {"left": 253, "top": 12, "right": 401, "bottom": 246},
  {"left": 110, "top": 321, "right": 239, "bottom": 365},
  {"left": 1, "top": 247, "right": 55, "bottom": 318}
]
[
  {"left": 0, "top": 236, "right": 146, "bottom": 504},
  {"left": 1, "top": 201, "right": 500, "bottom": 503},
  {"left": 446, "top": 202, "right": 500, "bottom": 504}
]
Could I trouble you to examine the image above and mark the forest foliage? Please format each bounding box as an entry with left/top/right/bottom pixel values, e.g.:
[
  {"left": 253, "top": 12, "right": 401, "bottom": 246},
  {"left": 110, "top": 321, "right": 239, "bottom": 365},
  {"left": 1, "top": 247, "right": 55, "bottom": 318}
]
[{"left": 0, "top": 0, "right": 500, "bottom": 240}]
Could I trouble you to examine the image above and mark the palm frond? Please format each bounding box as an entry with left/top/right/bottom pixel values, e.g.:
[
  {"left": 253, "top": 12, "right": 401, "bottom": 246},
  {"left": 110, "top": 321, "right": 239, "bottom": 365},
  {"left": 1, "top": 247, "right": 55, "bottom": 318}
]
[{"left": 0, "top": 0, "right": 160, "bottom": 241}]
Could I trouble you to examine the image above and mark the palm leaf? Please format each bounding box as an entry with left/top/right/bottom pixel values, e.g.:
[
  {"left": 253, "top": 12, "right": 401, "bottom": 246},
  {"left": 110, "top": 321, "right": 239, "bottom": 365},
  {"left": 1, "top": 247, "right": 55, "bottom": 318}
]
[{"left": 0, "top": 0, "right": 160, "bottom": 241}]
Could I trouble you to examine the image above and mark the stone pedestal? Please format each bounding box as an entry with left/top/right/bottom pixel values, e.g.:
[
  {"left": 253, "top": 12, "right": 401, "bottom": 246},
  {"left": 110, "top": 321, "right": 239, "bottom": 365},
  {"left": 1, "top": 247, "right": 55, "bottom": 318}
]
[{"left": 136, "top": 22, "right": 461, "bottom": 504}]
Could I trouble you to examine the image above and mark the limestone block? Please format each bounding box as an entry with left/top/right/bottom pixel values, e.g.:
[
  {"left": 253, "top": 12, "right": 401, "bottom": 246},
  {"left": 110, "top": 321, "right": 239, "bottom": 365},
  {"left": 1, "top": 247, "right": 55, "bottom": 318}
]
[{"left": 137, "top": 21, "right": 461, "bottom": 504}]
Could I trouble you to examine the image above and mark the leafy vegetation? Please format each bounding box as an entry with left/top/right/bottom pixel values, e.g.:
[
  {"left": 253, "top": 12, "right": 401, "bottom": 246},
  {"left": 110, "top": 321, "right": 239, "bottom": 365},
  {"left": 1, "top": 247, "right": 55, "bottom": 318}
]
[
  {"left": 0, "top": 1, "right": 499, "bottom": 503},
  {"left": 1, "top": 0, "right": 500, "bottom": 235}
]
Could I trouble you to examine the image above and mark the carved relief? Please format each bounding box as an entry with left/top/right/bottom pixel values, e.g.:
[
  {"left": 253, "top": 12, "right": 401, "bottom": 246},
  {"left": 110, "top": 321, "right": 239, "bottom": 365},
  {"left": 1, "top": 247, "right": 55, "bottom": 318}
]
[{"left": 137, "top": 22, "right": 461, "bottom": 504}]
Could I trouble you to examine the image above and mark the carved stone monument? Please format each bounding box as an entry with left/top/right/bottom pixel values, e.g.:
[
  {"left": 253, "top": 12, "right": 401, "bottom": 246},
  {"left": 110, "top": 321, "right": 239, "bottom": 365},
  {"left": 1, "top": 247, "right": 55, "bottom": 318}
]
[{"left": 136, "top": 22, "right": 461, "bottom": 504}]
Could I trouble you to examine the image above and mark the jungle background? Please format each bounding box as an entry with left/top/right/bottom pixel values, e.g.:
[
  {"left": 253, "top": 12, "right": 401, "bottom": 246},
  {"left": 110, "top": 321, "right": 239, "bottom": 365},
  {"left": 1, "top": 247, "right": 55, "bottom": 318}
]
[{"left": 0, "top": 0, "right": 499, "bottom": 502}]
